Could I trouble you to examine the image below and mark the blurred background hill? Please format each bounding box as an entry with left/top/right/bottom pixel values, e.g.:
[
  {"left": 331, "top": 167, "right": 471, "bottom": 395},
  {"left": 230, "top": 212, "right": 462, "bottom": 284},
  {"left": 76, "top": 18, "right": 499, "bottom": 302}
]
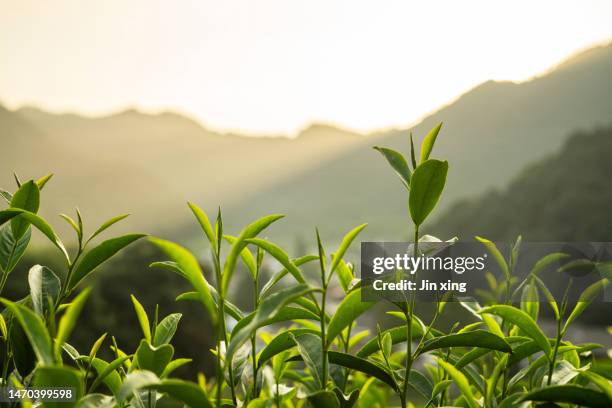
[{"left": 2, "top": 43, "right": 612, "bottom": 246}]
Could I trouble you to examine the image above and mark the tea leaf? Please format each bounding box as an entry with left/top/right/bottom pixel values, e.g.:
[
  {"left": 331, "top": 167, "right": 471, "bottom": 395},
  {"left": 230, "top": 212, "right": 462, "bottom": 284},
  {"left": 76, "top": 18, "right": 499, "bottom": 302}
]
[
  {"left": 224, "top": 235, "right": 257, "bottom": 280},
  {"left": 475, "top": 236, "right": 510, "bottom": 280},
  {"left": 33, "top": 366, "right": 83, "bottom": 407},
  {"left": 328, "top": 223, "right": 367, "bottom": 283},
  {"left": 35, "top": 173, "right": 54, "bottom": 190},
  {"left": 87, "top": 214, "right": 130, "bottom": 243},
  {"left": 420, "top": 330, "right": 511, "bottom": 354},
  {"left": 245, "top": 238, "right": 305, "bottom": 284},
  {"left": 257, "top": 328, "right": 319, "bottom": 368},
  {"left": 408, "top": 159, "right": 448, "bottom": 227},
  {"left": 130, "top": 295, "right": 151, "bottom": 342},
  {"left": 409, "top": 132, "right": 418, "bottom": 169},
  {"left": 357, "top": 323, "right": 425, "bottom": 358},
  {"left": 519, "top": 385, "right": 610, "bottom": 408},
  {"left": 55, "top": 288, "right": 92, "bottom": 359},
  {"left": 1, "top": 299, "right": 54, "bottom": 365},
  {"left": 161, "top": 358, "right": 192, "bottom": 378},
  {"left": 145, "top": 379, "right": 213, "bottom": 408},
  {"left": 373, "top": 147, "right": 411, "bottom": 188},
  {"left": 28, "top": 264, "right": 61, "bottom": 316},
  {"left": 326, "top": 288, "right": 375, "bottom": 347},
  {"left": 579, "top": 371, "right": 612, "bottom": 400},
  {"left": 117, "top": 370, "right": 160, "bottom": 402},
  {"left": 306, "top": 390, "right": 341, "bottom": 408},
  {"left": 437, "top": 359, "right": 479, "bottom": 408},
  {"left": 562, "top": 278, "right": 609, "bottom": 334},
  {"left": 226, "top": 284, "right": 312, "bottom": 367},
  {"left": 69, "top": 234, "right": 146, "bottom": 290},
  {"left": 1, "top": 209, "right": 69, "bottom": 262},
  {"left": 335, "top": 260, "right": 354, "bottom": 293},
  {"left": 419, "top": 122, "right": 442, "bottom": 163},
  {"left": 480, "top": 305, "right": 551, "bottom": 360},
  {"left": 222, "top": 214, "right": 284, "bottom": 296},
  {"left": 259, "top": 254, "right": 317, "bottom": 298},
  {"left": 0, "top": 225, "right": 31, "bottom": 273},
  {"left": 89, "top": 355, "right": 131, "bottom": 395},
  {"left": 188, "top": 202, "right": 217, "bottom": 253},
  {"left": 10, "top": 180, "right": 40, "bottom": 240},
  {"left": 154, "top": 313, "right": 182, "bottom": 346},
  {"left": 149, "top": 238, "right": 216, "bottom": 322},
  {"left": 135, "top": 340, "right": 174, "bottom": 376},
  {"left": 291, "top": 333, "right": 326, "bottom": 389}
]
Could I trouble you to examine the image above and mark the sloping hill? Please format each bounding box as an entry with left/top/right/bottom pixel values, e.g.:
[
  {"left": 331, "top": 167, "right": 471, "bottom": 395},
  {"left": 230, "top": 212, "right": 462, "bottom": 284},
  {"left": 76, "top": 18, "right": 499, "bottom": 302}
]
[
  {"left": 2, "top": 44, "right": 611, "bottom": 246},
  {"left": 430, "top": 124, "right": 612, "bottom": 241},
  {"left": 224, "top": 44, "right": 612, "bottom": 244},
  {"left": 1, "top": 106, "right": 365, "bottom": 239}
]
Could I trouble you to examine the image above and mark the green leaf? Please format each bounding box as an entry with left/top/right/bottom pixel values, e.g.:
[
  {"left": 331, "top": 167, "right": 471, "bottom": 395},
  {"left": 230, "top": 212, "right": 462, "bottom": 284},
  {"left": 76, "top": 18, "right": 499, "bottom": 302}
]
[
  {"left": 480, "top": 304, "right": 551, "bottom": 359},
  {"left": 161, "top": 358, "right": 192, "bottom": 378},
  {"left": 55, "top": 288, "right": 92, "bottom": 359},
  {"left": 135, "top": 340, "right": 174, "bottom": 376},
  {"left": 221, "top": 214, "right": 284, "bottom": 296},
  {"left": 35, "top": 173, "right": 54, "bottom": 190},
  {"left": 87, "top": 214, "right": 130, "bottom": 243},
  {"left": 69, "top": 234, "right": 145, "bottom": 290},
  {"left": 306, "top": 390, "right": 340, "bottom": 408},
  {"left": 10, "top": 180, "right": 40, "bottom": 240},
  {"left": 326, "top": 288, "right": 376, "bottom": 346},
  {"left": 380, "top": 332, "right": 392, "bottom": 359},
  {"left": 373, "top": 147, "right": 411, "bottom": 188},
  {"left": 149, "top": 237, "right": 217, "bottom": 322},
  {"left": 1, "top": 299, "right": 54, "bottom": 365},
  {"left": 257, "top": 328, "right": 319, "bottom": 368},
  {"left": 292, "top": 333, "right": 326, "bottom": 389},
  {"left": 579, "top": 371, "right": 612, "bottom": 400},
  {"left": 324, "top": 351, "right": 400, "bottom": 391},
  {"left": 225, "top": 235, "right": 257, "bottom": 280},
  {"left": 130, "top": 295, "right": 151, "bottom": 342},
  {"left": 0, "top": 208, "right": 69, "bottom": 262},
  {"left": 419, "top": 123, "right": 442, "bottom": 163},
  {"left": 0, "top": 224, "right": 30, "bottom": 273},
  {"left": 259, "top": 254, "right": 317, "bottom": 298},
  {"left": 329, "top": 223, "right": 367, "bottom": 282},
  {"left": 117, "top": 370, "right": 159, "bottom": 402},
  {"left": 33, "top": 366, "right": 83, "bottom": 408},
  {"left": 420, "top": 330, "right": 511, "bottom": 354},
  {"left": 437, "top": 359, "right": 479, "bottom": 408},
  {"left": 357, "top": 323, "right": 425, "bottom": 358},
  {"left": 408, "top": 159, "right": 448, "bottom": 227},
  {"left": 154, "top": 313, "right": 182, "bottom": 346},
  {"left": 145, "top": 379, "right": 213, "bottom": 408},
  {"left": 188, "top": 202, "right": 218, "bottom": 252},
  {"left": 226, "top": 284, "right": 312, "bottom": 369},
  {"left": 306, "top": 390, "right": 341, "bottom": 408},
  {"left": 409, "top": 132, "right": 418, "bottom": 169},
  {"left": 88, "top": 355, "right": 131, "bottom": 395},
  {"left": 475, "top": 236, "right": 510, "bottom": 280},
  {"left": 407, "top": 370, "right": 434, "bottom": 400},
  {"left": 520, "top": 280, "right": 539, "bottom": 322},
  {"left": 336, "top": 260, "right": 355, "bottom": 293},
  {"left": 244, "top": 238, "right": 306, "bottom": 284},
  {"left": 59, "top": 213, "right": 82, "bottom": 242},
  {"left": 520, "top": 385, "right": 610, "bottom": 408},
  {"left": 28, "top": 264, "right": 61, "bottom": 316},
  {"left": 533, "top": 276, "right": 560, "bottom": 320},
  {"left": 562, "top": 278, "right": 609, "bottom": 334}
]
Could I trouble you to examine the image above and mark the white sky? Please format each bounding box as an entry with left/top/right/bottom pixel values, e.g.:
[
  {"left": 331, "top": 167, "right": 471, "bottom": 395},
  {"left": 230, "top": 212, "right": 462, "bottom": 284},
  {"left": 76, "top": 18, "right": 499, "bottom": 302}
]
[{"left": 1, "top": 0, "right": 611, "bottom": 135}]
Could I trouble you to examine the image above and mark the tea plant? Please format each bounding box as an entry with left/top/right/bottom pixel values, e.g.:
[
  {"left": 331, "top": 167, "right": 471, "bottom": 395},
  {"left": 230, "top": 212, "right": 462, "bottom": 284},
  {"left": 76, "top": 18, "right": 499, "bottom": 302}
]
[{"left": 0, "top": 122, "right": 610, "bottom": 407}]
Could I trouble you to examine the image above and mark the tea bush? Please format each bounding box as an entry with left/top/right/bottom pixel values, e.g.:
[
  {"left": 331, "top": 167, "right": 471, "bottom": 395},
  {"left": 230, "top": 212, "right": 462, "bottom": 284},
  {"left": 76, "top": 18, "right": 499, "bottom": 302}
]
[{"left": 0, "top": 124, "right": 610, "bottom": 407}]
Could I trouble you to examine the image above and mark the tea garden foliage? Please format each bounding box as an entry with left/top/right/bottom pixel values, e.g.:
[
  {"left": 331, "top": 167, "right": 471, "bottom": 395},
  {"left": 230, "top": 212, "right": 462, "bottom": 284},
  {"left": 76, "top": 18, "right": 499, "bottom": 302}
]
[{"left": 0, "top": 124, "right": 610, "bottom": 407}]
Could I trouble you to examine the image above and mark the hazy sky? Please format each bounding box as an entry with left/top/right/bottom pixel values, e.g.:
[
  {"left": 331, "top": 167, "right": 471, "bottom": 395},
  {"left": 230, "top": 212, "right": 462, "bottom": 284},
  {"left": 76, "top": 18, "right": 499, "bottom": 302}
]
[{"left": 2, "top": 1, "right": 611, "bottom": 135}]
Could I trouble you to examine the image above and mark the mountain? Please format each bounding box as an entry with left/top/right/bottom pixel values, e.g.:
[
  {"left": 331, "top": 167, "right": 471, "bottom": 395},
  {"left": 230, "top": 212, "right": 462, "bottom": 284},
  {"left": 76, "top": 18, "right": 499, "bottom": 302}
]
[
  {"left": 1, "top": 106, "right": 365, "bottom": 241},
  {"left": 2, "top": 43, "right": 612, "bottom": 247},
  {"left": 223, "top": 43, "right": 612, "bottom": 245},
  {"left": 430, "top": 124, "right": 612, "bottom": 242}
]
